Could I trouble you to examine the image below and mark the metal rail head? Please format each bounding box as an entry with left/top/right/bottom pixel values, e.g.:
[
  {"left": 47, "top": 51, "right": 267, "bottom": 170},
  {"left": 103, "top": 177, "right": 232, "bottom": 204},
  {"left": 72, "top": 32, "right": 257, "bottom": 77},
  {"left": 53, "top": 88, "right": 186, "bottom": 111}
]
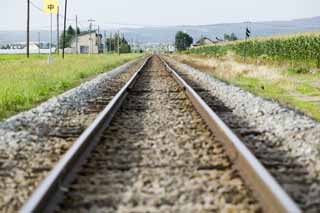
[
  {"left": 159, "top": 55, "right": 301, "bottom": 213},
  {"left": 20, "top": 56, "right": 151, "bottom": 213}
]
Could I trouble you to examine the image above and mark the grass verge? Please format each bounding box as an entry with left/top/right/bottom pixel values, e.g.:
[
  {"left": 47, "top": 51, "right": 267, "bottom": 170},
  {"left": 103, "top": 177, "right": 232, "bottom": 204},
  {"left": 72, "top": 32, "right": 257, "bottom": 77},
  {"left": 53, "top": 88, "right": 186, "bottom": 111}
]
[
  {"left": 172, "top": 54, "right": 320, "bottom": 121},
  {"left": 0, "top": 53, "right": 142, "bottom": 120}
]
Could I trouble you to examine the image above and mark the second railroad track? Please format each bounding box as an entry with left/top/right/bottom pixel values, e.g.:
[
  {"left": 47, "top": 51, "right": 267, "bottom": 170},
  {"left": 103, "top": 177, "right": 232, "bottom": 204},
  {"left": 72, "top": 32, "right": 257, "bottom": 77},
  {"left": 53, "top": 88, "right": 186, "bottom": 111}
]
[{"left": 21, "top": 55, "right": 301, "bottom": 213}]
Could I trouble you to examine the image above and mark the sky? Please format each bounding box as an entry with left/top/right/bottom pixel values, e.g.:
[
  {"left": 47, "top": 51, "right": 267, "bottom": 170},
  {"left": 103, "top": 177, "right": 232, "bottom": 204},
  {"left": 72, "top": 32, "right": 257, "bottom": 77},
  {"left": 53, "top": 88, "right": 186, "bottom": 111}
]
[{"left": 1, "top": 0, "right": 320, "bottom": 31}]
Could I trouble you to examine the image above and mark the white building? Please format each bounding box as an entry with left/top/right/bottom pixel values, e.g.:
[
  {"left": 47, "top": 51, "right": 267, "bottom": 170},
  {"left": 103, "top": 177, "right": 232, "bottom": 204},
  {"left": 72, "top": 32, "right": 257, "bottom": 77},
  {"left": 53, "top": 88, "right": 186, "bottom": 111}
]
[
  {"left": 23, "top": 43, "right": 40, "bottom": 51},
  {"left": 70, "top": 31, "right": 103, "bottom": 54}
]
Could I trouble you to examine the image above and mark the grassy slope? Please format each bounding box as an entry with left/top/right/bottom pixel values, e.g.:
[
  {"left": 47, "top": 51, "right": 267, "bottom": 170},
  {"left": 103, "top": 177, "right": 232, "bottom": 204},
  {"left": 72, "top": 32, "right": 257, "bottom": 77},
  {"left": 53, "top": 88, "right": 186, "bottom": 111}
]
[
  {"left": 172, "top": 54, "right": 320, "bottom": 121},
  {"left": 0, "top": 53, "right": 142, "bottom": 120}
]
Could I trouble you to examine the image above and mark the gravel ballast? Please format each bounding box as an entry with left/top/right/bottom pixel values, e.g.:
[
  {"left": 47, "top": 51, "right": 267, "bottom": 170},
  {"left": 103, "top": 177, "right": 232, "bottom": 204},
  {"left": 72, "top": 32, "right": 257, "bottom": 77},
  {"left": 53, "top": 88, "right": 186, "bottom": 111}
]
[
  {"left": 165, "top": 56, "right": 320, "bottom": 212},
  {"left": 58, "top": 56, "right": 261, "bottom": 212},
  {"left": 0, "top": 57, "right": 146, "bottom": 212}
]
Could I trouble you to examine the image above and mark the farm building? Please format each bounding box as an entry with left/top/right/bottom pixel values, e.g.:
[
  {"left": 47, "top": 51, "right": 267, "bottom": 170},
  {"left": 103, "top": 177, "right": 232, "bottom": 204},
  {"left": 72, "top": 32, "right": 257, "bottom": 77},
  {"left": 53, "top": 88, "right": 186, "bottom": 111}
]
[
  {"left": 192, "top": 36, "right": 218, "bottom": 47},
  {"left": 70, "top": 31, "right": 103, "bottom": 54}
]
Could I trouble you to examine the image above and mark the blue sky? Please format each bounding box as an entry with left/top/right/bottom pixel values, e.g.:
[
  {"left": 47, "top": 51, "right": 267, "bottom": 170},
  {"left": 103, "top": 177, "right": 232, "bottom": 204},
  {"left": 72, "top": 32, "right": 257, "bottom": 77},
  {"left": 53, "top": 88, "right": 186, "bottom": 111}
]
[{"left": 1, "top": 0, "right": 320, "bottom": 30}]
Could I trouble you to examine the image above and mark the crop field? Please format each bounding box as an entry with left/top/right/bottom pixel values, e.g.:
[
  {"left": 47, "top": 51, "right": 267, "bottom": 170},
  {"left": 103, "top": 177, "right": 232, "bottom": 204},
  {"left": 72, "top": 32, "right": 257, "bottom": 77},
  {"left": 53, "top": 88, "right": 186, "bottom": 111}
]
[
  {"left": 0, "top": 53, "right": 142, "bottom": 120},
  {"left": 188, "top": 33, "right": 320, "bottom": 68}
]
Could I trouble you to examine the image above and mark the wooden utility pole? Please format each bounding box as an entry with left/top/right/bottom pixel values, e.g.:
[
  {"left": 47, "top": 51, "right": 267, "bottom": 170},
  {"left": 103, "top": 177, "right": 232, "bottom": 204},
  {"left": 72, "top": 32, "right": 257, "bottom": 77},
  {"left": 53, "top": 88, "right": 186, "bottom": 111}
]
[
  {"left": 88, "top": 19, "right": 95, "bottom": 55},
  {"left": 75, "top": 15, "right": 78, "bottom": 54},
  {"left": 243, "top": 22, "right": 251, "bottom": 62},
  {"left": 57, "top": 6, "right": 59, "bottom": 55},
  {"left": 104, "top": 31, "right": 107, "bottom": 53},
  {"left": 38, "top": 32, "right": 41, "bottom": 55},
  {"left": 117, "top": 31, "right": 120, "bottom": 55},
  {"left": 110, "top": 32, "right": 112, "bottom": 52},
  {"left": 27, "top": 0, "right": 30, "bottom": 58},
  {"left": 62, "top": 0, "right": 68, "bottom": 59}
]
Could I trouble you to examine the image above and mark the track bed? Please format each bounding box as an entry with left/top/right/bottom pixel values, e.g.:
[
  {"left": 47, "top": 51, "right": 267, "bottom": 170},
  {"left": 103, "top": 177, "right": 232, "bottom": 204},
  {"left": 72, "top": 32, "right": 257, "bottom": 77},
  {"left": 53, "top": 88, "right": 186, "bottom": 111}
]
[{"left": 56, "top": 57, "right": 260, "bottom": 212}]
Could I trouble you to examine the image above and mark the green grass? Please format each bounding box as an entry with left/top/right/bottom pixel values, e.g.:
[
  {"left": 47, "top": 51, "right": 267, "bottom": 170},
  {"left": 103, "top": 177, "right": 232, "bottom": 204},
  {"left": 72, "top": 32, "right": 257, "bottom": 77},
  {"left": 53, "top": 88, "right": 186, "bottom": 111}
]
[
  {"left": 296, "top": 83, "right": 320, "bottom": 96},
  {"left": 0, "top": 53, "right": 142, "bottom": 120},
  {"left": 172, "top": 53, "right": 320, "bottom": 120},
  {"left": 231, "top": 76, "right": 320, "bottom": 120},
  {"left": 233, "top": 76, "right": 285, "bottom": 99}
]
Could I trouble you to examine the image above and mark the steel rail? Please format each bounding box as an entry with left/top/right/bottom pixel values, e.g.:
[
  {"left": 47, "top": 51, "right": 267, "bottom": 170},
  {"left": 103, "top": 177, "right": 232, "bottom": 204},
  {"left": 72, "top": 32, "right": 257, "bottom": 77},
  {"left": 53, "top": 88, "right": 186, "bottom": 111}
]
[
  {"left": 160, "top": 56, "right": 301, "bottom": 213},
  {"left": 20, "top": 55, "right": 300, "bottom": 213},
  {"left": 20, "top": 56, "right": 151, "bottom": 213}
]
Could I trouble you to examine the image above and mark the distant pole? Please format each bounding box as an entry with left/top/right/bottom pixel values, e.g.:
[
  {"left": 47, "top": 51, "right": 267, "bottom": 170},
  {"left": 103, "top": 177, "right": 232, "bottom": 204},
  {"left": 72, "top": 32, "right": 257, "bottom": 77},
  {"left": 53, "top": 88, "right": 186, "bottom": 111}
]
[
  {"left": 62, "top": 0, "right": 68, "bottom": 59},
  {"left": 104, "top": 31, "right": 107, "bottom": 53},
  {"left": 75, "top": 15, "right": 78, "bottom": 54},
  {"left": 88, "top": 19, "right": 95, "bottom": 55},
  {"left": 244, "top": 25, "right": 247, "bottom": 61},
  {"left": 110, "top": 32, "right": 112, "bottom": 53},
  {"left": 117, "top": 31, "right": 120, "bottom": 55},
  {"left": 57, "top": 6, "right": 59, "bottom": 55},
  {"left": 38, "top": 32, "right": 41, "bottom": 55},
  {"left": 27, "top": 0, "right": 30, "bottom": 58},
  {"left": 89, "top": 22, "right": 92, "bottom": 55},
  {"left": 48, "top": 13, "right": 53, "bottom": 63},
  {"left": 244, "top": 22, "right": 251, "bottom": 62},
  {"left": 121, "top": 32, "right": 124, "bottom": 48}
]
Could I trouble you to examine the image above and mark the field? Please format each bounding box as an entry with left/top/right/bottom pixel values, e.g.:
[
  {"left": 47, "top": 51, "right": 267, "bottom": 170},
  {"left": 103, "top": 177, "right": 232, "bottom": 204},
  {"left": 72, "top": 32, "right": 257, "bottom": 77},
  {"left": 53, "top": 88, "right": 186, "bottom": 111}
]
[
  {"left": 187, "top": 33, "right": 320, "bottom": 68},
  {"left": 0, "top": 53, "right": 142, "bottom": 120}
]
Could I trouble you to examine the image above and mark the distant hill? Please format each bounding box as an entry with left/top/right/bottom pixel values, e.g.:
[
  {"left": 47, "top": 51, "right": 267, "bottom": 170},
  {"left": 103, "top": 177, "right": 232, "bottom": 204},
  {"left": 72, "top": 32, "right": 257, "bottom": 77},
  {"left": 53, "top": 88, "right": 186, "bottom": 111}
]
[{"left": 1, "top": 16, "right": 320, "bottom": 44}]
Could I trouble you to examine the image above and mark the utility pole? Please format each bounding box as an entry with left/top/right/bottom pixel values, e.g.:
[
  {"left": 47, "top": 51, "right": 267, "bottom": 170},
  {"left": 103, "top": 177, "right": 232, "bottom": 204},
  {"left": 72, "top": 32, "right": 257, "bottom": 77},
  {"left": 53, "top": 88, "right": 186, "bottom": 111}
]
[
  {"left": 75, "top": 15, "right": 78, "bottom": 54},
  {"left": 57, "top": 6, "right": 59, "bottom": 55},
  {"left": 244, "top": 22, "right": 251, "bottom": 62},
  {"left": 48, "top": 12, "right": 53, "bottom": 63},
  {"left": 62, "top": 0, "right": 68, "bottom": 59},
  {"left": 38, "top": 32, "right": 41, "bottom": 55},
  {"left": 110, "top": 32, "right": 112, "bottom": 53},
  {"left": 27, "top": 0, "right": 30, "bottom": 58},
  {"left": 117, "top": 31, "right": 120, "bottom": 55},
  {"left": 88, "top": 19, "right": 95, "bottom": 55},
  {"left": 104, "top": 31, "right": 107, "bottom": 53}
]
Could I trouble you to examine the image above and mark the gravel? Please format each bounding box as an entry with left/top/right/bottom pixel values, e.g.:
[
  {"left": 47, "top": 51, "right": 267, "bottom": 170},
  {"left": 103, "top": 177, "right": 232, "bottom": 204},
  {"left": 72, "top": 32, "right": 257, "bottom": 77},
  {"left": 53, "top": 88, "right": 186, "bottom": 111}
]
[
  {"left": 0, "top": 57, "right": 146, "bottom": 212},
  {"left": 165, "top": 56, "right": 320, "bottom": 212},
  {"left": 57, "top": 56, "right": 261, "bottom": 212}
]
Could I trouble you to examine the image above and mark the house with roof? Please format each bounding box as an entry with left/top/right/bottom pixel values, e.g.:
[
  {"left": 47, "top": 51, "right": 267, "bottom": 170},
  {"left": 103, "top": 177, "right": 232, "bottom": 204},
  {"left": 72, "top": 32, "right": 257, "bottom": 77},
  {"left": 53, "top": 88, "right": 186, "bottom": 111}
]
[
  {"left": 70, "top": 31, "right": 103, "bottom": 54},
  {"left": 192, "top": 36, "right": 219, "bottom": 47}
]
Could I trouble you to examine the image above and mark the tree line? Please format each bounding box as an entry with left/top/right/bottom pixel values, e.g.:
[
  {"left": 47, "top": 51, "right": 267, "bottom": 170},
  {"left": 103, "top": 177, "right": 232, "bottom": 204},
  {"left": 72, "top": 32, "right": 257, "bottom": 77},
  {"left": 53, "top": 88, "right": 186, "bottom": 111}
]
[{"left": 105, "top": 33, "right": 131, "bottom": 53}]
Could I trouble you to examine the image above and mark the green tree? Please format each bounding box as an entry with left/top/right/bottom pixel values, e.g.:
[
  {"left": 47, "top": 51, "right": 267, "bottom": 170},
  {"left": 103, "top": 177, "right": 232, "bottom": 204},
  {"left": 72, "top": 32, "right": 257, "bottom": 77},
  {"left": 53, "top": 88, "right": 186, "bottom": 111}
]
[
  {"left": 224, "top": 33, "right": 238, "bottom": 41},
  {"left": 105, "top": 33, "right": 131, "bottom": 53},
  {"left": 59, "top": 25, "right": 79, "bottom": 48},
  {"left": 175, "top": 31, "right": 193, "bottom": 51}
]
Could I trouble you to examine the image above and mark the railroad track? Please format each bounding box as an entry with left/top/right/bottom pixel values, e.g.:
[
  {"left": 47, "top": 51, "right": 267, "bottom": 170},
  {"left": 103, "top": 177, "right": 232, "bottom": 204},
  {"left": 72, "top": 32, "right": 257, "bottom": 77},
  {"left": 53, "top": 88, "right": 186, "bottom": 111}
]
[
  {"left": 20, "top": 55, "right": 300, "bottom": 212},
  {"left": 0, "top": 59, "right": 146, "bottom": 213}
]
